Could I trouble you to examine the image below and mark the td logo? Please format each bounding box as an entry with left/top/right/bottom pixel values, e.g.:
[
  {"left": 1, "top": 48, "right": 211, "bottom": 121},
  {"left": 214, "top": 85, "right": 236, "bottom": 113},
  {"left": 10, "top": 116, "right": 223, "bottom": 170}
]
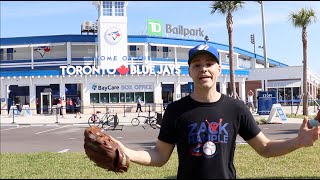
[{"left": 147, "top": 19, "right": 162, "bottom": 36}]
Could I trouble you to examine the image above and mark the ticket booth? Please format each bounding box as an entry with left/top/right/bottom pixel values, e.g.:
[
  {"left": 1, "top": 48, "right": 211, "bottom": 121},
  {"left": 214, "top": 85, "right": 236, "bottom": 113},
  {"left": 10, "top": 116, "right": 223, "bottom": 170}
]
[{"left": 40, "top": 92, "right": 52, "bottom": 114}]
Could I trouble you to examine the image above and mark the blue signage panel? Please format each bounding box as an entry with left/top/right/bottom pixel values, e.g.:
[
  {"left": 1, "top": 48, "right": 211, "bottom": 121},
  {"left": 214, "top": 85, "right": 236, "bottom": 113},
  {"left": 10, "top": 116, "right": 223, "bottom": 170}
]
[
  {"left": 275, "top": 106, "right": 287, "bottom": 122},
  {"left": 258, "top": 91, "right": 277, "bottom": 115},
  {"left": 188, "top": 82, "right": 194, "bottom": 93}
]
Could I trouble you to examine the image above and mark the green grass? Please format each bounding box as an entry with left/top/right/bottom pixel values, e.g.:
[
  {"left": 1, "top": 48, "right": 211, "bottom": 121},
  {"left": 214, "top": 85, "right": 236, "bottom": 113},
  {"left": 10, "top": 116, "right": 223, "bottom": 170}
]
[{"left": 1, "top": 141, "right": 319, "bottom": 179}]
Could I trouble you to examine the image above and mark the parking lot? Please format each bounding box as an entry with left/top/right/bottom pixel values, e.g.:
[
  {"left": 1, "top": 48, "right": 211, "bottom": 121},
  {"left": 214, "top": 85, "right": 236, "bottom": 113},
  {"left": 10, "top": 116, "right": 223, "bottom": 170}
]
[
  {"left": 0, "top": 122, "right": 301, "bottom": 153},
  {"left": 0, "top": 124, "right": 160, "bottom": 153}
]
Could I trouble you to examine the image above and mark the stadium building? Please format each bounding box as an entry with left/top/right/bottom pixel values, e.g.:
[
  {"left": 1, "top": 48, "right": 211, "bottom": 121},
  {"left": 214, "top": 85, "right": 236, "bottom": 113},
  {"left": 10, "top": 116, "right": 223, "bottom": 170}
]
[{"left": 1, "top": 1, "right": 319, "bottom": 115}]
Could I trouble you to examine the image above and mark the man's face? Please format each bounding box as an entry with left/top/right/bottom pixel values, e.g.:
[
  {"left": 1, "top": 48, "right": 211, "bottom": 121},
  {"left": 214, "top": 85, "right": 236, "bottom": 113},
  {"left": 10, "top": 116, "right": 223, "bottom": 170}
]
[{"left": 188, "top": 53, "right": 221, "bottom": 90}]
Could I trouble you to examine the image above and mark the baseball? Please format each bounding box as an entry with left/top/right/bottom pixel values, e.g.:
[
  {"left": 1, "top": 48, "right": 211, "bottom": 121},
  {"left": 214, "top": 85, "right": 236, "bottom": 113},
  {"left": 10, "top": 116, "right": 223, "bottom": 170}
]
[{"left": 203, "top": 141, "right": 216, "bottom": 156}]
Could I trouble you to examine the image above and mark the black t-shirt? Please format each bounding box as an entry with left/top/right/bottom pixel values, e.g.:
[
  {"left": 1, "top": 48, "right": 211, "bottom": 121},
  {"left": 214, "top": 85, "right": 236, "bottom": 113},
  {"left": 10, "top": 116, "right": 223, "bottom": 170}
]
[{"left": 158, "top": 94, "right": 261, "bottom": 179}]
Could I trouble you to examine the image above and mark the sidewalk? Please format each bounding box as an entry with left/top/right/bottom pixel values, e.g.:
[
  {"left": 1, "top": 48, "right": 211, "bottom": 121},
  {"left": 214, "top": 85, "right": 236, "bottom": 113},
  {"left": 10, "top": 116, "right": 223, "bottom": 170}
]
[
  {"left": 0, "top": 112, "right": 141, "bottom": 126},
  {"left": 0, "top": 111, "right": 304, "bottom": 126}
]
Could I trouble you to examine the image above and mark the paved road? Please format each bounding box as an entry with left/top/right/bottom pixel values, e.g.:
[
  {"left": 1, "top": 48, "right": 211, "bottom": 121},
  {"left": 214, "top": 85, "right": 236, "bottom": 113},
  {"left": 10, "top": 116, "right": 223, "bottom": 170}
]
[{"left": 0, "top": 123, "right": 301, "bottom": 153}]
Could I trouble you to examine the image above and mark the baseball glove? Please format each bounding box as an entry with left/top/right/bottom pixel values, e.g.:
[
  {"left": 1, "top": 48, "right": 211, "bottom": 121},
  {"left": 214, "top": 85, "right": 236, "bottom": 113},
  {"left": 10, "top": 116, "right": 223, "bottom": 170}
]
[{"left": 84, "top": 126, "right": 130, "bottom": 172}]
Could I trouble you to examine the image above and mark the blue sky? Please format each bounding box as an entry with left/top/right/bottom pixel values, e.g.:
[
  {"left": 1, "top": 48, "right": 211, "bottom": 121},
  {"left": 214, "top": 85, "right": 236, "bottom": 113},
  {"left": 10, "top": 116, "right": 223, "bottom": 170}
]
[{"left": 1, "top": 1, "right": 319, "bottom": 74}]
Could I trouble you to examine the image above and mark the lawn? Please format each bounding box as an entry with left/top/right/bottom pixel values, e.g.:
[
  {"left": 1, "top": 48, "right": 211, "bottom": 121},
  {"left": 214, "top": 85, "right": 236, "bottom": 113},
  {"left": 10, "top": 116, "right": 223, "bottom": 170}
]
[{"left": 1, "top": 141, "right": 319, "bottom": 179}]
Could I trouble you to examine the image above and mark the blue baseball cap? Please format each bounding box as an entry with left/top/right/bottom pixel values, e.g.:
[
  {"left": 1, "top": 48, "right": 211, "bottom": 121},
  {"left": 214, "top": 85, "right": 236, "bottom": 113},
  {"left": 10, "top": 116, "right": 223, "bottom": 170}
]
[{"left": 188, "top": 44, "right": 219, "bottom": 65}]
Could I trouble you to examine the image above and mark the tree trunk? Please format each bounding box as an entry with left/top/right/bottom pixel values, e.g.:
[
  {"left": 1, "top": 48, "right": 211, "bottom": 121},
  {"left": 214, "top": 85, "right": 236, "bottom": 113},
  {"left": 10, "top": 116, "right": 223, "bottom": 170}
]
[
  {"left": 227, "top": 13, "right": 236, "bottom": 99},
  {"left": 302, "top": 27, "right": 308, "bottom": 116}
]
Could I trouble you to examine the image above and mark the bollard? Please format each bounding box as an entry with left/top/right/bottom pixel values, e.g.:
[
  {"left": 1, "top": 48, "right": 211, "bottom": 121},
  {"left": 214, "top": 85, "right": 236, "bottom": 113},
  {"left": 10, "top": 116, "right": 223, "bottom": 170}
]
[
  {"left": 55, "top": 106, "right": 59, "bottom": 123},
  {"left": 11, "top": 107, "right": 15, "bottom": 124},
  {"left": 123, "top": 104, "right": 126, "bottom": 117}
]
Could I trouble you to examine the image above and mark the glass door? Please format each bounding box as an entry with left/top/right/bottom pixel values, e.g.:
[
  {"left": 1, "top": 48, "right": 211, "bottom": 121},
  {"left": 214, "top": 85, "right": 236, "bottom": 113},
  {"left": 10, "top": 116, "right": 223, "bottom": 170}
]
[{"left": 40, "top": 92, "right": 52, "bottom": 114}]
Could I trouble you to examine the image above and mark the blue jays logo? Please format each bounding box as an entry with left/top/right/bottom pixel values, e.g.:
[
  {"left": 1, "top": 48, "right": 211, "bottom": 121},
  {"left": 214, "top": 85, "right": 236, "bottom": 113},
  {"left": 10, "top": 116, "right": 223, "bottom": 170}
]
[
  {"left": 104, "top": 27, "right": 122, "bottom": 45},
  {"left": 92, "top": 84, "right": 97, "bottom": 90},
  {"left": 34, "top": 46, "right": 51, "bottom": 57},
  {"left": 197, "top": 44, "right": 209, "bottom": 51}
]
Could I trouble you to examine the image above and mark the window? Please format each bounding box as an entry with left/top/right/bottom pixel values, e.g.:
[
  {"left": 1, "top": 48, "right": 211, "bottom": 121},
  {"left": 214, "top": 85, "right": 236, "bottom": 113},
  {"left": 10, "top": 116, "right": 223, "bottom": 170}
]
[
  {"left": 89, "top": 92, "right": 153, "bottom": 103},
  {"left": 103, "top": 1, "right": 112, "bottom": 16},
  {"left": 278, "top": 88, "right": 284, "bottom": 103},
  {"left": 126, "top": 92, "right": 134, "bottom": 102},
  {"left": 129, "top": 45, "right": 137, "bottom": 57},
  {"left": 120, "top": 93, "right": 125, "bottom": 102},
  {"left": 135, "top": 92, "right": 144, "bottom": 102},
  {"left": 115, "top": 1, "right": 124, "bottom": 16},
  {"left": 100, "top": 93, "right": 109, "bottom": 103},
  {"left": 7, "top": 48, "right": 13, "bottom": 60},
  {"left": 151, "top": 46, "right": 157, "bottom": 58},
  {"left": 292, "top": 87, "right": 300, "bottom": 104},
  {"left": 0, "top": 49, "right": 3, "bottom": 60},
  {"left": 163, "top": 47, "right": 168, "bottom": 58},
  {"left": 90, "top": 93, "right": 99, "bottom": 103},
  {"left": 145, "top": 92, "right": 154, "bottom": 103},
  {"left": 110, "top": 93, "right": 119, "bottom": 103}
]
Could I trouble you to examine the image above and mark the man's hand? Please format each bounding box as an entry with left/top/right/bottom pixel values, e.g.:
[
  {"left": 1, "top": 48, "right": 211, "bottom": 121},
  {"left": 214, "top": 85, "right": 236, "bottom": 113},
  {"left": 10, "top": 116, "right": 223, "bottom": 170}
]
[{"left": 297, "top": 116, "right": 320, "bottom": 148}]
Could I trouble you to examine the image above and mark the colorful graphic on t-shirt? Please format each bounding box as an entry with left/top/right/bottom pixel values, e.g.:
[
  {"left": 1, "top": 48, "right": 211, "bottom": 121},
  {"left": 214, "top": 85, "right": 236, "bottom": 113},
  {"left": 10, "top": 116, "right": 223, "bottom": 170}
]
[{"left": 188, "top": 118, "right": 229, "bottom": 158}]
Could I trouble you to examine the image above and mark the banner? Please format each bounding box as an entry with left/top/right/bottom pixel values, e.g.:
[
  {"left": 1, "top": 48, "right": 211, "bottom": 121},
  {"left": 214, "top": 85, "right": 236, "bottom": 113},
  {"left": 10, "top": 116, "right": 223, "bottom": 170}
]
[
  {"left": 8, "top": 105, "right": 20, "bottom": 117},
  {"left": 20, "top": 105, "right": 32, "bottom": 117},
  {"left": 267, "top": 103, "right": 288, "bottom": 123}
]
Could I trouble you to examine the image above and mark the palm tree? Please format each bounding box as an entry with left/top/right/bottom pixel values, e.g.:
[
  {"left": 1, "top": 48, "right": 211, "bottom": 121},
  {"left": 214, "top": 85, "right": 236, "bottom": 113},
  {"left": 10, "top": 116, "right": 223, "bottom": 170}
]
[
  {"left": 210, "top": 1, "right": 245, "bottom": 99},
  {"left": 289, "top": 7, "right": 317, "bottom": 116}
]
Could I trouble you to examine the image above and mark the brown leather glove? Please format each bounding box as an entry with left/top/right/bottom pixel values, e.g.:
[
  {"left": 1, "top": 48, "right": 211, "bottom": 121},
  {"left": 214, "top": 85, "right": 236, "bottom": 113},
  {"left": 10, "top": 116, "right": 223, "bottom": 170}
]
[{"left": 84, "top": 126, "right": 130, "bottom": 172}]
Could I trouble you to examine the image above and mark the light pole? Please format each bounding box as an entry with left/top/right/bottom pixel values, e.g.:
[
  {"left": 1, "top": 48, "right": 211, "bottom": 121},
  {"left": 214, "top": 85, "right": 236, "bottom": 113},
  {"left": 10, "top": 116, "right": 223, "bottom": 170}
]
[
  {"left": 258, "top": 1, "right": 268, "bottom": 68},
  {"left": 250, "top": 34, "right": 256, "bottom": 59},
  {"left": 257, "top": 1, "right": 268, "bottom": 92}
]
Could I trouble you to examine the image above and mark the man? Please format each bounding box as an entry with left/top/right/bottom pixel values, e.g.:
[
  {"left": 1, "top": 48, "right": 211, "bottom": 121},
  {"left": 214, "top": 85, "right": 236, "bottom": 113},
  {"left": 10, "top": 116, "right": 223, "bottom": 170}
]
[
  {"left": 108, "top": 44, "right": 319, "bottom": 179},
  {"left": 74, "top": 97, "right": 82, "bottom": 118},
  {"left": 247, "top": 90, "right": 255, "bottom": 113},
  {"left": 57, "top": 98, "right": 63, "bottom": 117},
  {"left": 136, "top": 97, "right": 143, "bottom": 113}
]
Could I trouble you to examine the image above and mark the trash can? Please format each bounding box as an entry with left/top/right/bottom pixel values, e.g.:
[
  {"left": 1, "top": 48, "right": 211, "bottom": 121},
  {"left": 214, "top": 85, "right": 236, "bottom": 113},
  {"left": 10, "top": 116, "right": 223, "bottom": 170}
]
[{"left": 156, "top": 112, "right": 163, "bottom": 126}]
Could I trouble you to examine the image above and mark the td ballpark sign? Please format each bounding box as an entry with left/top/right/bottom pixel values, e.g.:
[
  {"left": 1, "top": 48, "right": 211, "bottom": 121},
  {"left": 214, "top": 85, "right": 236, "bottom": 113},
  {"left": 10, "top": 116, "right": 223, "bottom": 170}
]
[{"left": 147, "top": 19, "right": 204, "bottom": 37}]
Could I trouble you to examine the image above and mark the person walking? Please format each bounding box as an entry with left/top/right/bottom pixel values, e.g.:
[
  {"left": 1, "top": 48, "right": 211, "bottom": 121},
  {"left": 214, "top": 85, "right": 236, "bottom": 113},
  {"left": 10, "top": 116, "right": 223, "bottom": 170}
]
[
  {"left": 136, "top": 97, "right": 143, "bottom": 113},
  {"left": 247, "top": 90, "right": 255, "bottom": 113},
  {"left": 89, "top": 44, "right": 320, "bottom": 179},
  {"left": 74, "top": 97, "right": 82, "bottom": 118},
  {"left": 57, "top": 97, "right": 63, "bottom": 117}
]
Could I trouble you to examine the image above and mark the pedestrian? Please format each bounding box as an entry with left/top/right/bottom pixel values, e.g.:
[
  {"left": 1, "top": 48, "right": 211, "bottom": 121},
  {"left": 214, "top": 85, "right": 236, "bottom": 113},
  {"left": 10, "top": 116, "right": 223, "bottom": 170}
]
[
  {"left": 101, "top": 44, "right": 320, "bottom": 179},
  {"left": 67, "top": 98, "right": 74, "bottom": 113},
  {"left": 74, "top": 97, "right": 82, "bottom": 118},
  {"left": 136, "top": 97, "right": 143, "bottom": 113},
  {"left": 57, "top": 97, "right": 63, "bottom": 117},
  {"left": 247, "top": 90, "right": 255, "bottom": 113}
]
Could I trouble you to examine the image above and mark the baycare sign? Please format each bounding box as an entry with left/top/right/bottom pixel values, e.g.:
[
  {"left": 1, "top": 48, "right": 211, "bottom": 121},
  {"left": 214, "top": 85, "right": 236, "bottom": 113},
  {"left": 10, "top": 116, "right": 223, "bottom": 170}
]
[
  {"left": 60, "top": 64, "right": 180, "bottom": 76},
  {"left": 91, "top": 83, "right": 153, "bottom": 92}
]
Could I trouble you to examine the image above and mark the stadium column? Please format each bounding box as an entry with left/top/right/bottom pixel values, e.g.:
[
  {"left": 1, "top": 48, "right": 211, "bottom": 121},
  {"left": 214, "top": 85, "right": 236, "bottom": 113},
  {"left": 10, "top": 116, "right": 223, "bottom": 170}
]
[
  {"left": 250, "top": 57, "right": 256, "bottom": 69},
  {"left": 239, "top": 77, "right": 246, "bottom": 102},
  {"left": 1, "top": 83, "right": 8, "bottom": 115},
  {"left": 82, "top": 75, "right": 90, "bottom": 114},
  {"left": 220, "top": 76, "right": 227, "bottom": 95},
  {"left": 29, "top": 77, "right": 37, "bottom": 114},
  {"left": 173, "top": 81, "right": 181, "bottom": 101},
  {"left": 153, "top": 81, "right": 162, "bottom": 111},
  {"left": 59, "top": 77, "right": 66, "bottom": 114},
  {"left": 144, "top": 43, "right": 149, "bottom": 63}
]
